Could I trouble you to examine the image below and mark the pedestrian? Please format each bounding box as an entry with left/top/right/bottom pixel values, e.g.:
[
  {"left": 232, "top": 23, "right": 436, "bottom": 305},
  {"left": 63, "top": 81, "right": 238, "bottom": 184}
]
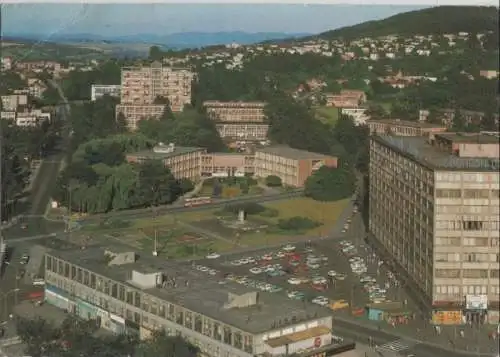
[{"left": 460, "top": 329, "right": 464, "bottom": 338}]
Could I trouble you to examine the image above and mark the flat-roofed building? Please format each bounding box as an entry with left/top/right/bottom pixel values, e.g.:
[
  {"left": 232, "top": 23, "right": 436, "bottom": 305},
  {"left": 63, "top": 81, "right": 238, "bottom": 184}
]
[
  {"left": 203, "top": 101, "right": 267, "bottom": 123},
  {"left": 369, "top": 133, "right": 500, "bottom": 321},
  {"left": 91, "top": 84, "right": 121, "bottom": 101},
  {"left": 254, "top": 146, "right": 338, "bottom": 187},
  {"left": 201, "top": 153, "right": 255, "bottom": 177},
  {"left": 368, "top": 119, "right": 447, "bottom": 137},
  {"left": 1, "top": 94, "right": 28, "bottom": 111},
  {"left": 120, "top": 61, "right": 194, "bottom": 112},
  {"left": 42, "top": 242, "right": 345, "bottom": 357},
  {"left": 115, "top": 104, "right": 166, "bottom": 131},
  {"left": 215, "top": 123, "right": 269, "bottom": 142},
  {"left": 126, "top": 143, "right": 205, "bottom": 182},
  {"left": 325, "top": 90, "right": 367, "bottom": 108}
]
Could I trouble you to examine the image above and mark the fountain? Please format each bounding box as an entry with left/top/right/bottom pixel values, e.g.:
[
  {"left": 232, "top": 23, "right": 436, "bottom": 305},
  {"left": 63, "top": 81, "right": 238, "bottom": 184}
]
[
  {"left": 238, "top": 209, "right": 246, "bottom": 224},
  {"left": 218, "top": 209, "right": 268, "bottom": 232}
]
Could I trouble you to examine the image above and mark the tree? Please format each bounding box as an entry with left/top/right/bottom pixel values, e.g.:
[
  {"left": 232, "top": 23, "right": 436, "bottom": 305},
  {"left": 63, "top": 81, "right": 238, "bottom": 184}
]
[
  {"left": 451, "top": 108, "right": 467, "bottom": 132},
  {"left": 304, "top": 165, "right": 355, "bottom": 201},
  {"left": 265, "top": 175, "right": 282, "bottom": 187},
  {"left": 136, "top": 330, "right": 199, "bottom": 357},
  {"left": 149, "top": 46, "right": 164, "bottom": 61},
  {"left": 136, "top": 160, "right": 179, "bottom": 206}
]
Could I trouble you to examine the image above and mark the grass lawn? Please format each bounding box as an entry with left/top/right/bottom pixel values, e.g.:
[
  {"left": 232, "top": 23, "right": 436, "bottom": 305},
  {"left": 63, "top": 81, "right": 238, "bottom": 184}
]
[
  {"left": 314, "top": 106, "right": 340, "bottom": 126},
  {"left": 261, "top": 197, "right": 349, "bottom": 235},
  {"left": 196, "top": 180, "right": 264, "bottom": 198},
  {"left": 80, "top": 197, "right": 350, "bottom": 258}
]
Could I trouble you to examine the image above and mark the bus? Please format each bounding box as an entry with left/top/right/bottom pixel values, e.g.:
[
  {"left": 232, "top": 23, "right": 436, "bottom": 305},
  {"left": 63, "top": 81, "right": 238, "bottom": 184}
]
[{"left": 184, "top": 196, "right": 212, "bottom": 207}]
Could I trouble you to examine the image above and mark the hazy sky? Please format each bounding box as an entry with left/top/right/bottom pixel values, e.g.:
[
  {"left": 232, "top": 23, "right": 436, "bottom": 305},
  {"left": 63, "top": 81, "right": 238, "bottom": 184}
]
[{"left": 1, "top": 4, "right": 427, "bottom": 36}]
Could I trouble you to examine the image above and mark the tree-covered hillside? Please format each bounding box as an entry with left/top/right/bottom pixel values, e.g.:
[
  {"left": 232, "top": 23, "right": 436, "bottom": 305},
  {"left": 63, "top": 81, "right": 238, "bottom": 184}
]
[{"left": 309, "top": 6, "right": 498, "bottom": 40}]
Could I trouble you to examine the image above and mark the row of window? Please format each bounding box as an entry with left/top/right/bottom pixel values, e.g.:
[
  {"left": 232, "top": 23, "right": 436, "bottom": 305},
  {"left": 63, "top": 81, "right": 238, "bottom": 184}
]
[
  {"left": 435, "top": 253, "right": 499, "bottom": 263},
  {"left": 435, "top": 188, "right": 500, "bottom": 199},
  {"left": 435, "top": 269, "right": 499, "bottom": 279},
  {"left": 435, "top": 205, "right": 500, "bottom": 214},
  {"left": 435, "top": 237, "right": 498, "bottom": 247},
  {"left": 434, "top": 220, "right": 499, "bottom": 231},
  {"left": 434, "top": 285, "right": 499, "bottom": 296},
  {"left": 436, "top": 172, "right": 499, "bottom": 183},
  {"left": 45, "top": 256, "right": 253, "bottom": 353}
]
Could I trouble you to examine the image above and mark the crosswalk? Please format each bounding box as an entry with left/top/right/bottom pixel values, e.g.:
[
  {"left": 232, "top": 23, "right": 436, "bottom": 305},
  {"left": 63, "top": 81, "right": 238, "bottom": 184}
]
[{"left": 375, "top": 338, "right": 415, "bottom": 354}]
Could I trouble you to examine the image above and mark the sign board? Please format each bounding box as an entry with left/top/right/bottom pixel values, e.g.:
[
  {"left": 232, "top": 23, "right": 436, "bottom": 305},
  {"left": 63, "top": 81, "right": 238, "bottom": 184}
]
[
  {"left": 466, "top": 295, "right": 488, "bottom": 310},
  {"left": 431, "top": 310, "right": 463, "bottom": 325}
]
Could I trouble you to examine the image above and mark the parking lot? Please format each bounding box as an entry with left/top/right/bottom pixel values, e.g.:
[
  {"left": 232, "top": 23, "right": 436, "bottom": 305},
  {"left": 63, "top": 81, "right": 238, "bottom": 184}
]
[{"left": 191, "top": 205, "right": 406, "bottom": 316}]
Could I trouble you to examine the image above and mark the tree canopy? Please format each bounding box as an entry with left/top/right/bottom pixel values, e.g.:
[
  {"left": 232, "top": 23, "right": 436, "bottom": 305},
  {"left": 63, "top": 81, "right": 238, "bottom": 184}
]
[
  {"left": 304, "top": 165, "right": 356, "bottom": 202},
  {"left": 16, "top": 316, "right": 199, "bottom": 357}
]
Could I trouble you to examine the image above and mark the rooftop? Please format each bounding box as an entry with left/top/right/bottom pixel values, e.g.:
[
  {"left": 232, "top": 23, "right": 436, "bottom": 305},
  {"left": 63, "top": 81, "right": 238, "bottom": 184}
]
[
  {"left": 127, "top": 145, "right": 205, "bottom": 160},
  {"left": 372, "top": 135, "right": 500, "bottom": 172},
  {"left": 435, "top": 132, "right": 500, "bottom": 144},
  {"left": 48, "top": 243, "right": 329, "bottom": 335},
  {"left": 257, "top": 146, "right": 335, "bottom": 161},
  {"left": 369, "top": 119, "right": 446, "bottom": 129}
]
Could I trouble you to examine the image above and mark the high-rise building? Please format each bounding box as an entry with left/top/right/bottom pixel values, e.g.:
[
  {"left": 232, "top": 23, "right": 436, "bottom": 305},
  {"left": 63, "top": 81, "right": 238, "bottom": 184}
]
[
  {"left": 117, "top": 61, "right": 195, "bottom": 130},
  {"left": 369, "top": 133, "right": 500, "bottom": 323}
]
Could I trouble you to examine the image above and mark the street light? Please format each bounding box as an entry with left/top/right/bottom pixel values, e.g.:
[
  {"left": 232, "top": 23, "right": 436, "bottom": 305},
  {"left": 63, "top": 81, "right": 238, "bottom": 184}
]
[{"left": 0, "top": 288, "right": 20, "bottom": 321}]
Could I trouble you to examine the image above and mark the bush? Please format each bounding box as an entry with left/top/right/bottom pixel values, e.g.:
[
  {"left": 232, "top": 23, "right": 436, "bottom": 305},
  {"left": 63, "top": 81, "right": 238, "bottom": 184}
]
[
  {"left": 223, "top": 202, "right": 265, "bottom": 215},
  {"left": 265, "top": 175, "right": 282, "bottom": 187},
  {"left": 277, "top": 216, "right": 320, "bottom": 231},
  {"left": 258, "top": 208, "right": 279, "bottom": 218}
]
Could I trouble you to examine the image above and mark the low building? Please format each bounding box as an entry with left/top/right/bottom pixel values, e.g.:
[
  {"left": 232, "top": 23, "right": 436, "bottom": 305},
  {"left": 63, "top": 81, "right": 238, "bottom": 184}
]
[
  {"left": 1, "top": 94, "right": 28, "bottom": 111},
  {"left": 43, "top": 243, "right": 344, "bottom": 357},
  {"left": 115, "top": 104, "right": 166, "bottom": 131},
  {"left": 203, "top": 101, "right": 267, "bottom": 123},
  {"left": 126, "top": 143, "right": 205, "bottom": 182},
  {"left": 479, "top": 70, "right": 499, "bottom": 79},
  {"left": 368, "top": 119, "right": 447, "bottom": 137},
  {"left": 325, "top": 90, "right": 366, "bottom": 109},
  {"left": 341, "top": 108, "right": 369, "bottom": 126},
  {"left": 91, "top": 84, "right": 121, "bottom": 101},
  {"left": 15, "top": 109, "right": 51, "bottom": 127},
  {"left": 201, "top": 153, "right": 255, "bottom": 177},
  {"left": 254, "top": 146, "right": 337, "bottom": 187},
  {"left": 215, "top": 123, "right": 269, "bottom": 142}
]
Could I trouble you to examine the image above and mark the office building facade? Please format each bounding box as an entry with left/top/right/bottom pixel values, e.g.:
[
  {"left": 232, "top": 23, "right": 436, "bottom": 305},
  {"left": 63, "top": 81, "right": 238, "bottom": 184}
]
[
  {"left": 91, "top": 85, "right": 121, "bottom": 101},
  {"left": 254, "top": 147, "right": 338, "bottom": 187},
  {"left": 203, "top": 101, "right": 267, "bottom": 123},
  {"left": 369, "top": 133, "right": 500, "bottom": 322}
]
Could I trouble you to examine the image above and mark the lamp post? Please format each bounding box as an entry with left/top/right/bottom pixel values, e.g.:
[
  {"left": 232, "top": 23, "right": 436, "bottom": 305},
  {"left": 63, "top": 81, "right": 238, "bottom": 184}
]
[{"left": 1, "top": 288, "right": 21, "bottom": 321}]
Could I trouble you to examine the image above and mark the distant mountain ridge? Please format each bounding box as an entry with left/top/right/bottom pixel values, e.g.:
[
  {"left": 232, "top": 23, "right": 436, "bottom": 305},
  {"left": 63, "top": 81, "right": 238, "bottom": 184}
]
[
  {"left": 305, "top": 6, "right": 498, "bottom": 41},
  {"left": 3, "top": 31, "right": 312, "bottom": 49}
]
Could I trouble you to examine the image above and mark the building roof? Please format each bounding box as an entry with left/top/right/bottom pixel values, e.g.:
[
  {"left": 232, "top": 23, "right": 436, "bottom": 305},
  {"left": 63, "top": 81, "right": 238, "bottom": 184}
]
[
  {"left": 48, "top": 243, "right": 330, "bottom": 335},
  {"left": 435, "top": 132, "right": 500, "bottom": 144},
  {"left": 256, "top": 146, "right": 334, "bottom": 161},
  {"left": 372, "top": 135, "right": 500, "bottom": 172},
  {"left": 368, "top": 119, "right": 446, "bottom": 129},
  {"left": 127, "top": 146, "right": 205, "bottom": 160}
]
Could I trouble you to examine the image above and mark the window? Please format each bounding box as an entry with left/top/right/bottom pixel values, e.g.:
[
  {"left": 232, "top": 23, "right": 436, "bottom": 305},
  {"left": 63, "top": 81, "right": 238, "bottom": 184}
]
[
  {"left": 58, "top": 260, "right": 63, "bottom": 274},
  {"left": 213, "top": 323, "right": 222, "bottom": 341},
  {"left": 194, "top": 315, "right": 202, "bottom": 332},
  {"left": 435, "top": 237, "right": 461, "bottom": 246},
  {"left": 436, "top": 189, "right": 461, "bottom": 198},
  {"left": 490, "top": 270, "right": 499, "bottom": 278},
  {"left": 134, "top": 292, "right": 141, "bottom": 308},
  {"left": 462, "top": 220, "right": 484, "bottom": 231},
  {"left": 111, "top": 283, "right": 118, "bottom": 298},
  {"left": 463, "top": 189, "right": 490, "bottom": 199},
  {"left": 126, "top": 290, "right": 133, "bottom": 304},
  {"left": 77, "top": 268, "right": 82, "bottom": 283},
  {"left": 46, "top": 256, "right": 52, "bottom": 271},
  {"left": 71, "top": 266, "right": 76, "bottom": 279},
  {"left": 462, "top": 269, "right": 488, "bottom": 279},
  {"left": 185, "top": 312, "right": 193, "bottom": 329},
  {"left": 118, "top": 286, "right": 125, "bottom": 301},
  {"left": 234, "top": 332, "right": 243, "bottom": 349},
  {"left": 176, "top": 310, "right": 184, "bottom": 325},
  {"left": 90, "top": 274, "right": 96, "bottom": 289},
  {"left": 83, "top": 271, "right": 90, "bottom": 286},
  {"left": 223, "top": 327, "right": 232, "bottom": 345},
  {"left": 464, "top": 237, "right": 488, "bottom": 246},
  {"left": 435, "top": 269, "right": 460, "bottom": 278}
]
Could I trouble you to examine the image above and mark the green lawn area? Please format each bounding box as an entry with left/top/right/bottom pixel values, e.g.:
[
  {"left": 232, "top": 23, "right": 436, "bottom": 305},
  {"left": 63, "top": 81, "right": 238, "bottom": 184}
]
[
  {"left": 79, "top": 197, "right": 350, "bottom": 258},
  {"left": 314, "top": 106, "right": 340, "bottom": 125},
  {"left": 196, "top": 178, "right": 264, "bottom": 198}
]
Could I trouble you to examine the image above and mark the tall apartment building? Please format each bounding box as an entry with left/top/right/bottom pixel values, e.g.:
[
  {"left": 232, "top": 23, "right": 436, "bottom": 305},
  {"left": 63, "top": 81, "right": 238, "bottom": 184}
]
[
  {"left": 203, "top": 101, "right": 267, "bottom": 123},
  {"left": 254, "top": 146, "right": 338, "bottom": 187},
  {"left": 369, "top": 133, "right": 500, "bottom": 323},
  {"left": 117, "top": 61, "right": 195, "bottom": 130},
  {"left": 203, "top": 101, "right": 269, "bottom": 144},
  {"left": 126, "top": 143, "right": 205, "bottom": 182},
  {"left": 368, "top": 119, "right": 447, "bottom": 137},
  {"left": 42, "top": 243, "right": 350, "bottom": 357},
  {"left": 115, "top": 104, "right": 166, "bottom": 131}
]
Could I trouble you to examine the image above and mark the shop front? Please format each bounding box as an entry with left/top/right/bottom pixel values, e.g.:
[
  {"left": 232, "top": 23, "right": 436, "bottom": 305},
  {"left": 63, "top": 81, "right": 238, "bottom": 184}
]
[
  {"left": 431, "top": 310, "right": 464, "bottom": 325},
  {"left": 44, "top": 284, "right": 72, "bottom": 312},
  {"left": 464, "top": 295, "right": 488, "bottom": 325},
  {"left": 75, "top": 298, "right": 98, "bottom": 321}
]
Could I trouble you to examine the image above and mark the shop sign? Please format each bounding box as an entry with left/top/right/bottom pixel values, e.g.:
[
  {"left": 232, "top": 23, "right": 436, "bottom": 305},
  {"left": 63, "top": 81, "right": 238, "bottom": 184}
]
[
  {"left": 466, "top": 295, "right": 488, "bottom": 311},
  {"left": 432, "top": 310, "right": 463, "bottom": 325}
]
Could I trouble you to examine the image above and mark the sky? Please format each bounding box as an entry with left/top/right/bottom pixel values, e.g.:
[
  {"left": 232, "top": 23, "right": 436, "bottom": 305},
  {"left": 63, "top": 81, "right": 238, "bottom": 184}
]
[{"left": 1, "top": 3, "right": 429, "bottom": 36}]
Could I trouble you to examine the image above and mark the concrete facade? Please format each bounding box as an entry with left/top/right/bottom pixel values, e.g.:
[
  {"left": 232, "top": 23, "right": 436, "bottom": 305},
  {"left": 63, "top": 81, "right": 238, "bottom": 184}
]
[
  {"left": 369, "top": 134, "right": 500, "bottom": 313},
  {"left": 367, "top": 119, "right": 447, "bottom": 137}
]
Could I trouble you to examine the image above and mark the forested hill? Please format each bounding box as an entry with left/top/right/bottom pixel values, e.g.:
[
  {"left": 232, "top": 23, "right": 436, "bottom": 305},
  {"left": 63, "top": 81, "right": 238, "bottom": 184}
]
[{"left": 305, "top": 6, "right": 499, "bottom": 41}]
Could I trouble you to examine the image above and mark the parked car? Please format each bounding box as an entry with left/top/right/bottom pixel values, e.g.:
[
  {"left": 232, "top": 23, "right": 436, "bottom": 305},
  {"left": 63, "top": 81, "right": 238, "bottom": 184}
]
[{"left": 20, "top": 254, "right": 29, "bottom": 265}]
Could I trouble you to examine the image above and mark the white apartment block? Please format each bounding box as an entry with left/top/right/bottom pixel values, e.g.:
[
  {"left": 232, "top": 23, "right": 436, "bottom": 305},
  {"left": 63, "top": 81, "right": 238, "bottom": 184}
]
[
  {"left": 91, "top": 84, "right": 121, "bottom": 101},
  {"left": 1, "top": 94, "right": 28, "bottom": 111}
]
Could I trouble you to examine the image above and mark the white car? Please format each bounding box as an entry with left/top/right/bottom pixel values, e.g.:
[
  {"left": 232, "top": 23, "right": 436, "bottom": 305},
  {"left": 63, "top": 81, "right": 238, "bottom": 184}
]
[
  {"left": 282, "top": 244, "right": 296, "bottom": 252},
  {"left": 275, "top": 251, "right": 286, "bottom": 258},
  {"left": 312, "top": 277, "right": 327, "bottom": 285},
  {"left": 328, "top": 270, "right": 338, "bottom": 277},
  {"left": 287, "top": 278, "right": 302, "bottom": 285},
  {"left": 208, "top": 269, "right": 218, "bottom": 276},
  {"left": 239, "top": 258, "right": 250, "bottom": 265},
  {"left": 335, "top": 273, "right": 347, "bottom": 280},
  {"left": 231, "top": 260, "right": 243, "bottom": 266},
  {"left": 249, "top": 267, "right": 263, "bottom": 274},
  {"left": 261, "top": 254, "right": 273, "bottom": 261},
  {"left": 206, "top": 252, "right": 220, "bottom": 259},
  {"left": 287, "top": 291, "right": 300, "bottom": 298},
  {"left": 32, "top": 278, "right": 45, "bottom": 286},
  {"left": 312, "top": 296, "right": 329, "bottom": 306},
  {"left": 246, "top": 257, "right": 256, "bottom": 264}
]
